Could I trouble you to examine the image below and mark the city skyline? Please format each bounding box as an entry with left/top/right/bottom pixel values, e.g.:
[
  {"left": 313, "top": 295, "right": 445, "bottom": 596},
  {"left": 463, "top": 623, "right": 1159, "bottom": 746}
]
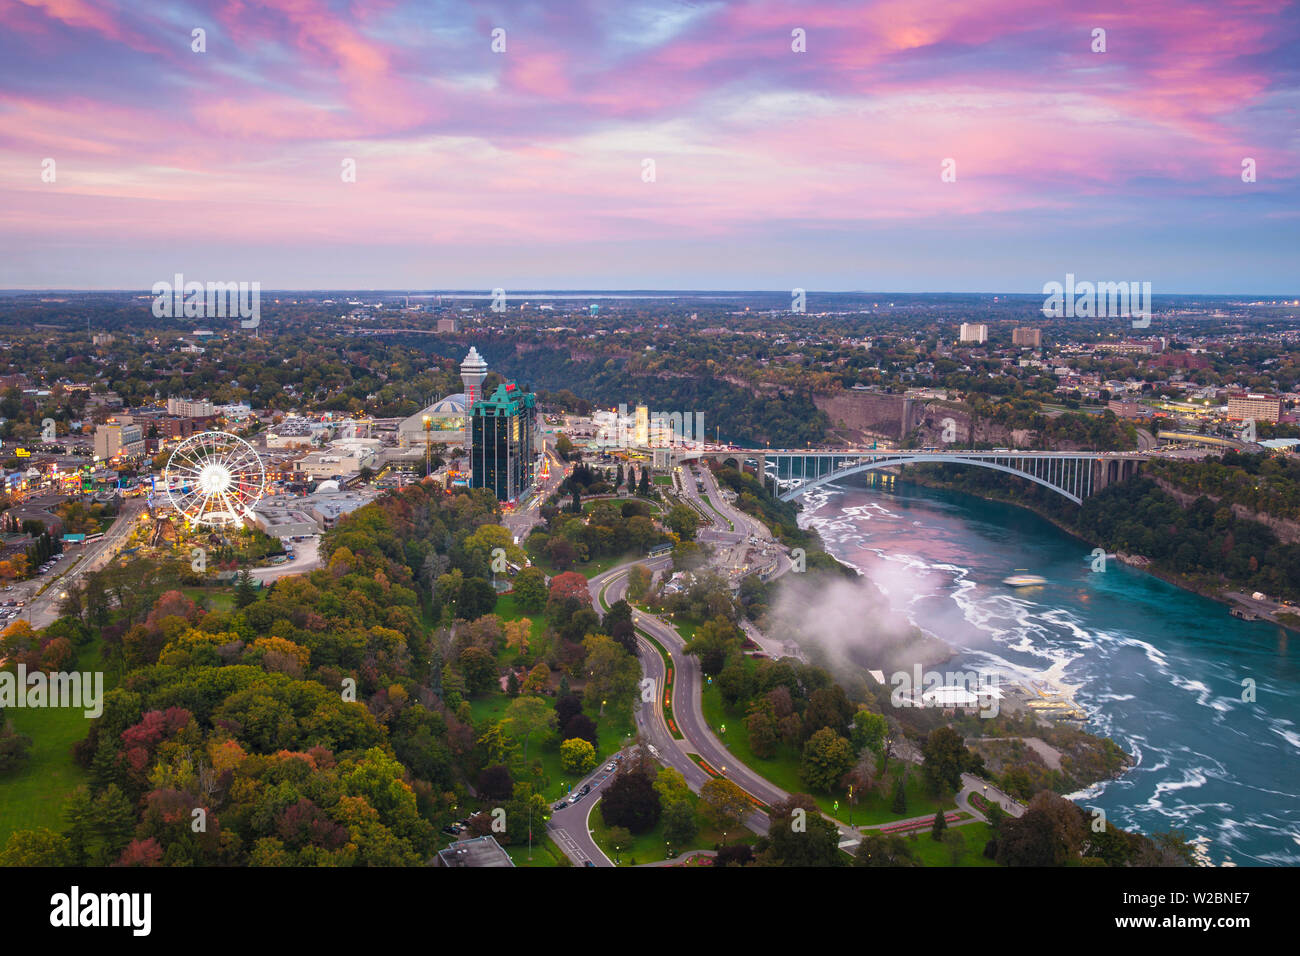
[{"left": 1, "top": 0, "right": 1297, "bottom": 292}]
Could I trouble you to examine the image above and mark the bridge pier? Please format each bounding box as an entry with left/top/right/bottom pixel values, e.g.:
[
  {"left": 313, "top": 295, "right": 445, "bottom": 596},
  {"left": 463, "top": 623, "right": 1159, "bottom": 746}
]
[{"left": 1091, "top": 457, "right": 1141, "bottom": 495}]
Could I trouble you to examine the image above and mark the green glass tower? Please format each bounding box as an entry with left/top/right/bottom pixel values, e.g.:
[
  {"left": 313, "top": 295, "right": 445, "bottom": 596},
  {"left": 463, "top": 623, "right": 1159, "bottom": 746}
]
[{"left": 470, "top": 382, "right": 537, "bottom": 502}]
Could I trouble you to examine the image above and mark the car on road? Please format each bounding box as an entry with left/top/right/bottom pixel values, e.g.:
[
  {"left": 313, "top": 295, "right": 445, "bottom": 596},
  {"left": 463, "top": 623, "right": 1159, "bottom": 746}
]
[
  {"left": 582, "top": 860, "right": 596, "bottom": 867},
  {"left": 568, "top": 793, "right": 581, "bottom": 804},
  {"left": 552, "top": 802, "right": 567, "bottom": 812},
  {"left": 604, "top": 762, "right": 616, "bottom": 772},
  {"left": 579, "top": 783, "right": 592, "bottom": 796}
]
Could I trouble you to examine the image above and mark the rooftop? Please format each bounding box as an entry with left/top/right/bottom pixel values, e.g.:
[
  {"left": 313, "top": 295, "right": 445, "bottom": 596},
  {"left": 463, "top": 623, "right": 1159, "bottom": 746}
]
[{"left": 435, "top": 835, "right": 514, "bottom": 868}]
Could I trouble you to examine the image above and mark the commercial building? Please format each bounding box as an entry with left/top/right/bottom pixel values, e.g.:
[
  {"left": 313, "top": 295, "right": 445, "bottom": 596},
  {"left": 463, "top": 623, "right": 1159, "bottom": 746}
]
[
  {"left": 166, "top": 398, "right": 216, "bottom": 418},
  {"left": 470, "top": 382, "right": 536, "bottom": 502},
  {"left": 634, "top": 404, "right": 649, "bottom": 445},
  {"left": 1012, "top": 327, "right": 1042, "bottom": 347},
  {"left": 93, "top": 421, "right": 144, "bottom": 461},
  {"left": 294, "top": 442, "right": 379, "bottom": 480},
  {"left": 306, "top": 491, "right": 370, "bottom": 530},
  {"left": 155, "top": 416, "right": 195, "bottom": 441},
  {"left": 1227, "top": 392, "right": 1282, "bottom": 423},
  {"left": 398, "top": 394, "right": 469, "bottom": 448},
  {"left": 958, "top": 323, "right": 988, "bottom": 344},
  {"left": 249, "top": 506, "right": 319, "bottom": 539},
  {"left": 437, "top": 317, "right": 459, "bottom": 333},
  {"left": 399, "top": 347, "right": 487, "bottom": 451},
  {"left": 265, "top": 418, "right": 323, "bottom": 449},
  {"left": 1107, "top": 399, "right": 1155, "bottom": 420}
]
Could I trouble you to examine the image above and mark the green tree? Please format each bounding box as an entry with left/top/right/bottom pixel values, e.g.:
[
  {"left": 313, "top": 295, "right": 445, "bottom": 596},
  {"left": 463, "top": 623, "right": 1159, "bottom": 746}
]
[
  {"left": 662, "top": 798, "right": 699, "bottom": 848},
  {"left": 581, "top": 634, "right": 640, "bottom": 715},
  {"left": 627, "top": 564, "right": 653, "bottom": 600},
  {"left": 605, "top": 825, "right": 633, "bottom": 863},
  {"left": 931, "top": 809, "right": 948, "bottom": 841},
  {"left": 500, "top": 696, "right": 557, "bottom": 767},
  {"left": 458, "top": 645, "right": 498, "bottom": 696},
  {"left": 745, "top": 699, "right": 779, "bottom": 759},
  {"left": 0, "top": 828, "right": 75, "bottom": 866},
  {"left": 234, "top": 569, "right": 258, "bottom": 608},
  {"left": 666, "top": 504, "right": 699, "bottom": 541},
  {"left": 850, "top": 709, "right": 888, "bottom": 756},
  {"left": 512, "top": 566, "right": 549, "bottom": 613},
  {"left": 854, "top": 831, "right": 920, "bottom": 867},
  {"left": 763, "top": 795, "right": 843, "bottom": 867},
  {"left": 601, "top": 771, "right": 661, "bottom": 834},
  {"left": 890, "top": 775, "right": 907, "bottom": 815},
  {"left": 799, "top": 727, "right": 853, "bottom": 793},
  {"left": 921, "top": 726, "right": 979, "bottom": 794}
]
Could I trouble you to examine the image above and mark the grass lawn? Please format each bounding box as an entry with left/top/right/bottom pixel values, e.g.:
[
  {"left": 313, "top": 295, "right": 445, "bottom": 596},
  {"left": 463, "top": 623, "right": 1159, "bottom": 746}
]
[
  {"left": 907, "top": 821, "right": 998, "bottom": 867},
  {"left": 652, "top": 476, "right": 673, "bottom": 486},
  {"left": 589, "top": 792, "right": 754, "bottom": 866},
  {"left": 583, "top": 496, "right": 663, "bottom": 514},
  {"left": 467, "top": 688, "right": 637, "bottom": 805},
  {"left": 508, "top": 838, "right": 572, "bottom": 867},
  {"left": 490, "top": 594, "right": 546, "bottom": 645},
  {"left": 181, "top": 586, "right": 235, "bottom": 613},
  {"left": 530, "top": 552, "right": 639, "bottom": 581},
  {"left": 699, "top": 682, "right": 952, "bottom": 825},
  {"left": 0, "top": 639, "right": 114, "bottom": 843}
]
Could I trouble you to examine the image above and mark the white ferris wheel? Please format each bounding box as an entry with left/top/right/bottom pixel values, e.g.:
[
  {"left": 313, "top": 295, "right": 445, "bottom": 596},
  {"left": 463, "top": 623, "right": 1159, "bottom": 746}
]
[{"left": 164, "top": 431, "right": 266, "bottom": 528}]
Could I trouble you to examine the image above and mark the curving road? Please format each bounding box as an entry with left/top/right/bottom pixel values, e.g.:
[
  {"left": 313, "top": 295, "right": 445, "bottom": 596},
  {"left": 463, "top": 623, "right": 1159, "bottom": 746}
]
[{"left": 590, "top": 560, "right": 778, "bottom": 836}]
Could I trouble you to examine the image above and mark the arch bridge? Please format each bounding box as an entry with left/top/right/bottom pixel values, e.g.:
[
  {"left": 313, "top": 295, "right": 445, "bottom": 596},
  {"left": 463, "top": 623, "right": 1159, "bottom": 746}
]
[{"left": 674, "top": 448, "right": 1149, "bottom": 505}]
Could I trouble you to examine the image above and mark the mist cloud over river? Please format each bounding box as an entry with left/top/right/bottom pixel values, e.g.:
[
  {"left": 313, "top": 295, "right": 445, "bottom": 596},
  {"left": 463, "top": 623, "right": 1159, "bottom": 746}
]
[{"left": 796, "top": 479, "right": 1300, "bottom": 867}]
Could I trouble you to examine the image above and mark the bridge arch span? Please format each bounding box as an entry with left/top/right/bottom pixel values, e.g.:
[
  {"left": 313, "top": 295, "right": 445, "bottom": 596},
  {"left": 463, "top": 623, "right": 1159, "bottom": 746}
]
[{"left": 775, "top": 456, "right": 1085, "bottom": 505}]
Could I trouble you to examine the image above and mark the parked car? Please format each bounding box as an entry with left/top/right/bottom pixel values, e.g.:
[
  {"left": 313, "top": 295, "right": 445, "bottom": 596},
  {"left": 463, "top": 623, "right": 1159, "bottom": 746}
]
[{"left": 604, "top": 763, "right": 616, "bottom": 772}]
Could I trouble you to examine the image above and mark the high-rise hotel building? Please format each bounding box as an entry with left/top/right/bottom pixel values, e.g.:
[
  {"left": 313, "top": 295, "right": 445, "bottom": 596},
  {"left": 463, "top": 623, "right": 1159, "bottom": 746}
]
[
  {"left": 1227, "top": 392, "right": 1282, "bottom": 423},
  {"left": 470, "top": 382, "right": 537, "bottom": 502}
]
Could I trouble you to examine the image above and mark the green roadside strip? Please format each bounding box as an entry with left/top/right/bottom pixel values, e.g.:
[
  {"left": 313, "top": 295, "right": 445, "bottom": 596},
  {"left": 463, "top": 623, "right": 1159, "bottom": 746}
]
[
  {"left": 637, "top": 628, "right": 683, "bottom": 740},
  {"left": 699, "top": 494, "right": 734, "bottom": 531},
  {"left": 599, "top": 566, "right": 685, "bottom": 741}
]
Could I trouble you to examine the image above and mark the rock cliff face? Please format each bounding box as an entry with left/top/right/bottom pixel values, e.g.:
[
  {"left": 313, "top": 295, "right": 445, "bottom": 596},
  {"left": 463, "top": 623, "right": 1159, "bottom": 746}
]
[
  {"left": 812, "top": 391, "right": 919, "bottom": 442},
  {"left": 812, "top": 390, "right": 1027, "bottom": 447},
  {"left": 1153, "top": 477, "right": 1300, "bottom": 545}
]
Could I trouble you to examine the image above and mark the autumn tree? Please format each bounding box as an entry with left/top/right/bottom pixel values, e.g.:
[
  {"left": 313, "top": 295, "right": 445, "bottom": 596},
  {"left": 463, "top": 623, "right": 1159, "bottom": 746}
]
[
  {"left": 699, "top": 777, "right": 749, "bottom": 837},
  {"left": 559, "top": 737, "right": 596, "bottom": 775}
]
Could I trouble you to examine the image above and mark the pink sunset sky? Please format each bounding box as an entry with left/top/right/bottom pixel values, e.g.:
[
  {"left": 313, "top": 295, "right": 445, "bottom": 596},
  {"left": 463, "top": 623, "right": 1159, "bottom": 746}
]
[{"left": 0, "top": 0, "right": 1296, "bottom": 291}]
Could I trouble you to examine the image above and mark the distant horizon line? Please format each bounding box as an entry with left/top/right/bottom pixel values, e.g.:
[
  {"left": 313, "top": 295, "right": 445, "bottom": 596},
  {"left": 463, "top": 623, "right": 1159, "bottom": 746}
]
[{"left": 1, "top": 288, "right": 1297, "bottom": 299}]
